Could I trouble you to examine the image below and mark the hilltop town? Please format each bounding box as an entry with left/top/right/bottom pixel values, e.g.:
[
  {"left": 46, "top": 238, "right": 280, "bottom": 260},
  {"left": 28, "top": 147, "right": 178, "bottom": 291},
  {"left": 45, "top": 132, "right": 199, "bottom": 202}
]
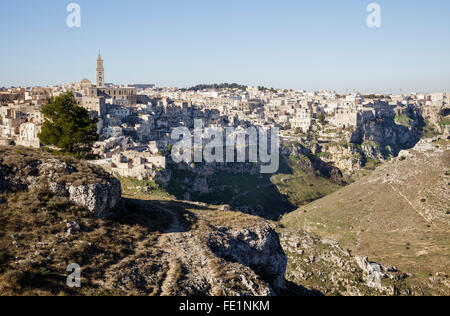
[{"left": 1, "top": 55, "right": 449, "bottom": 187}]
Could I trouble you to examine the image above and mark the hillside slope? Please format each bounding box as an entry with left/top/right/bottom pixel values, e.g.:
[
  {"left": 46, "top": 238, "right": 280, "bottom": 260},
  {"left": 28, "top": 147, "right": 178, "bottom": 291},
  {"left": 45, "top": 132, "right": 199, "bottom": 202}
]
[{"left": 281, "top": 137, "right": 450, "bottom": 295}]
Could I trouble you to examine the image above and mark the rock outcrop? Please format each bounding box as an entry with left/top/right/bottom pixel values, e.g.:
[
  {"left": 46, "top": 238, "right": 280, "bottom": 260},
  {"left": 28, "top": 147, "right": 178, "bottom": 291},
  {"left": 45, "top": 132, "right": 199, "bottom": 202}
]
[
  {"left": 93, "top": 202, "right": 287, "bottom": 296},
  {"left": 66, "top": 181, "right": 121, "bottom": 217},
  {"left": 350, "top": 107, "right": 422, "bottom": 159},
  {"left": 103, "top": 209, "right": 288, "bottom": 296},
  {"left": 0, "top": 146, "right": 121, "bottom": 217},
  {"left": 207, "top": 223, "right": 287, "bottom": 291},
  {"left": 354, "top": 256, "right": 405, "bottom": 290}
]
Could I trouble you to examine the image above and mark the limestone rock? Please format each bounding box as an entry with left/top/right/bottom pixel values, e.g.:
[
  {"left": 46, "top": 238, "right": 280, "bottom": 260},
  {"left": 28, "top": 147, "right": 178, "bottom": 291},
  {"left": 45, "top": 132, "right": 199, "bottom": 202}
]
[
  {"left": 207, "top": 223, "right": 287, "bottom": 291},
  {"left": 67, "top": 179, "right": 121, "bottom": 218},
  {"left": 66, "top": 221, "right": 81, "bottom": 236},
  {"left": 0, "top": 147, "right": 121, "bottom": 217}
]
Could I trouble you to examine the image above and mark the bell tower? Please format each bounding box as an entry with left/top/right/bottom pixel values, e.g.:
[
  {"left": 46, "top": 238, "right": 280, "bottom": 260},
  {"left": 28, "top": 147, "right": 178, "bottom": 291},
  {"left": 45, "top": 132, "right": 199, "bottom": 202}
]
[{"left": 96, "top": 53, "right": 104, "bottom": 88}]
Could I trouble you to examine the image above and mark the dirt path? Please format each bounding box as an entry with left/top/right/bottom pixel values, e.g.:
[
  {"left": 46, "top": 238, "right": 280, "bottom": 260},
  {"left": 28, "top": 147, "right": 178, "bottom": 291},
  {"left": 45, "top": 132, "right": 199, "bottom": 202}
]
[
  {"left": 143, "top": 201, "right": 223, "bottom": 296},
  {"left": 146, "top": 201, "right": 182, "bottom": 233},
  {"left": 388, "top": 183, "right": 431, "bottom": 224}
]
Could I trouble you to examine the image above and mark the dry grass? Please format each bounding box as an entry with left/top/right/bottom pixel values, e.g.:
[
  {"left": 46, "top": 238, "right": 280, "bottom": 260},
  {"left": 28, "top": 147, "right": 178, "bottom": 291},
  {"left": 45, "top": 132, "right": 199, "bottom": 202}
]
[
  {"left": 204, "top": 209, "right": 271, "bottom": 230},
  {"left": 0, "top": 147, "right": 176, "bottom": 296},
  {"left": 0, "top": 185, "right": 174, "bottom": 295},
  {"left": 281, "top": 142, "right": 450, "bottom": 295},
  {"left": 160, "top": 259, "right": 183, "bottom": 296}
]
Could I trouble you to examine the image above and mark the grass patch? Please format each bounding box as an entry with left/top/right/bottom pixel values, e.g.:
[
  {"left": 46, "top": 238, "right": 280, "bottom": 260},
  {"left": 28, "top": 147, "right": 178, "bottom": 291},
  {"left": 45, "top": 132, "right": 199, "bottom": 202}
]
[
  {"left": 272, "top": 168, "right": 341, "bottom": 207},
  {"left": 364, "top": 158, "right": 381, "bottom": 170},
  {"left": 120, "top": 177, "right": 169, "bottom": 199},
  {"left": 421, "top": 120, "right": 441, "bottom": 138},
  {"left": 395, "top": 115, "right": 413, "bottom": 126},
  {"left": 439, "top": 117, "right": 450, "bottom": 128}
]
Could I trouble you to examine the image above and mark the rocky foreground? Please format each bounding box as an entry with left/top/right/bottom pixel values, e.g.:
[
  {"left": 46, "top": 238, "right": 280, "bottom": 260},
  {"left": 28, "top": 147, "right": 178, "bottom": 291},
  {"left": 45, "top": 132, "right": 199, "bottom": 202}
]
[
  {"left": 1, "top": 144, "right": 448, "bottom": 296},
  {"left": 0, "top": 147, "right": 289, "bottom": 296}
]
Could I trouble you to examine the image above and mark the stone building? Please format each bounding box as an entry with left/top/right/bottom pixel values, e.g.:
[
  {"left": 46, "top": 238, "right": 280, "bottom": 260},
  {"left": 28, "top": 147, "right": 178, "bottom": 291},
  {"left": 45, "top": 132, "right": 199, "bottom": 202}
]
[
  {"left": 16, "top": 122, "right": 41, "bottom": 148},
  {"left": 88, "top": 86, "right": 137, "bottom": 107},
  {"left": 30, "top": 87, "right": 52, "bottom": 105},
  {"left": 333, "top": 108, "right": 359, "bottom": 128},
  {"left": 83, "top": 54, "right": 138, "bottom": 107},
  {"left": 0, "top": 89, "right": 25, "bottom": 105},
  {"left": 110, "top": 150, "right": 166, "bottom": 180},
  {"left": 76, "top": 95, "right": 106, "bottom": 117},
  {"left": 80, "top": 78, "right": 93, "bottom": 95},
  {"left": 0, "top": 105, "right": 42, "bottom": 148}
]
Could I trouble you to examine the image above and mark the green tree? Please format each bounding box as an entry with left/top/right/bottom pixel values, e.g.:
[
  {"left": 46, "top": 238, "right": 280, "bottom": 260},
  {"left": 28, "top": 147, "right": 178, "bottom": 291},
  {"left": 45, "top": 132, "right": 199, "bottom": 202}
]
[
  {"left": 38, "top": 92, "right": 98, "bottom": 158},
  {"left": 318, "top": 113, "right": 326, "bottom": 125}
]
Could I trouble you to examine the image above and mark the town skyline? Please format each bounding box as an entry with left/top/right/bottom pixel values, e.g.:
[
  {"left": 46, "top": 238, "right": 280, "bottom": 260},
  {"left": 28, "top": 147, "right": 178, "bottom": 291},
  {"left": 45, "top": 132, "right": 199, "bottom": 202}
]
[{"left": 1, "top": 51, "right": 448, "bottom": 95}]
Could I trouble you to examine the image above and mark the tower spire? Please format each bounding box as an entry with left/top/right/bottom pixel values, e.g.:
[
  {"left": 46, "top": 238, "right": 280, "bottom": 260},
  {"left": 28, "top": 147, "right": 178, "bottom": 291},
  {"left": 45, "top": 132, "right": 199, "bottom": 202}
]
[{"left": 96, "top": 53, "right": 104, "bottom": 87}]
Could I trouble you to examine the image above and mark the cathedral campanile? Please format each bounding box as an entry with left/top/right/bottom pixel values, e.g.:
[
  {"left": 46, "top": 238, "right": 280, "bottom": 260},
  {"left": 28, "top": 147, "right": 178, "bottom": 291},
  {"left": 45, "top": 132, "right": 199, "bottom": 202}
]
[{"left": 96, "top": 53, "right": 104, "bottom": 87}]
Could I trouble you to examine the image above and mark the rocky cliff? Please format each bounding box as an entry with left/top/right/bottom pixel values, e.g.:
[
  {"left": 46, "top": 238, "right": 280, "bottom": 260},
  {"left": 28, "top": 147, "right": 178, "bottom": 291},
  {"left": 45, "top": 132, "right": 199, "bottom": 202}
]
[
  {"left": 351, "top": 107, "right": 423, "bottom": 156},
  {"left": 314, "top": 107, "right": 425, "bottom": 175},
  {"left": 281, "top": 144, "right": 345, "bottom": 184}
]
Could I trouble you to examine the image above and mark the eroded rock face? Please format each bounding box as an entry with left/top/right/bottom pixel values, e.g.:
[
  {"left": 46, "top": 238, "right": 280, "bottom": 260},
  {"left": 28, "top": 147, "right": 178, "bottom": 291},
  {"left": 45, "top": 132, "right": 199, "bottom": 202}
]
[
  {"left": 67, "top": 180, "right": 122, "bottom": 218},
  {"left": 207, "top": 223, "right": 287, "bottom": 292},
  {"left": 285, "top": 144, "right": 345, "bottom": 183},
  {"left": 350, "top": 109, "right": 422, "bottom": 159},
  {"left": 0, "top": 147, "right": 121, "bottom": 217}
]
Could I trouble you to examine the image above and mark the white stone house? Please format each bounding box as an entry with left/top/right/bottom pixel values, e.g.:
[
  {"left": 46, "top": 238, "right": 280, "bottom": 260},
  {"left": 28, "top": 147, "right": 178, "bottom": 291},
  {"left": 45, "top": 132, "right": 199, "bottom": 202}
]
[{"left": 111, "top": 150, "right": 166, "bottom": 180}]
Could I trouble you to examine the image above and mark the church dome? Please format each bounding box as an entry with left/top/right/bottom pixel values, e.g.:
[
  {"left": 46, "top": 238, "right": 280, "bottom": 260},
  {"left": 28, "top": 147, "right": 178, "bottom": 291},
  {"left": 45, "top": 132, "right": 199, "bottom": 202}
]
[{"left": 80, "top": 78, "right": 92, "bottom": 88}]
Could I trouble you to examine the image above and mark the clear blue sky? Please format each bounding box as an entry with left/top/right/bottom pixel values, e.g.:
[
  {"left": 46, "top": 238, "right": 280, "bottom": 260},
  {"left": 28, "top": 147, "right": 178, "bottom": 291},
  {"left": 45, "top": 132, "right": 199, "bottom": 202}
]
[{"left": 1, "top": 0, "right": 449, "bottom": 93}]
